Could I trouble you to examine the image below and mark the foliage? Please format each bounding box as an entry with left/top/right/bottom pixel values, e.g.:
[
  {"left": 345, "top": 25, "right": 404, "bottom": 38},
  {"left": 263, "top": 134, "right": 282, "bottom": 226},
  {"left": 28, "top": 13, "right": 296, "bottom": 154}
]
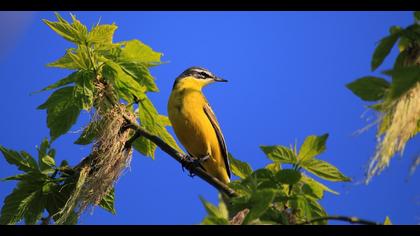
[
  {"left": 346, "top": 11, "right": 420, "bottom": 182},
  {"left": 0, "top": 12, "right": 181, "bottom": 224},
  {"left": 0, "top": 11, "right": 403, "bottom": 225},
  {"left": 200, "top": 134, "right": 350, "bottom": 225},
  {"left": 0, "top": 139, "right": 79, "bottom": 224},
  {"left": 38, "top": 12, "right": 179, "bottom": 154}
]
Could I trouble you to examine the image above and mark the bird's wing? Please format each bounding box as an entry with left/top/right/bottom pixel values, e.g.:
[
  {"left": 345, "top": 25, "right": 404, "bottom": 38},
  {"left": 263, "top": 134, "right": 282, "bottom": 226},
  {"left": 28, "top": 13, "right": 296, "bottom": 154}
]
[{"left": 203, "top": 103, "right": 231, "bottom": 178}]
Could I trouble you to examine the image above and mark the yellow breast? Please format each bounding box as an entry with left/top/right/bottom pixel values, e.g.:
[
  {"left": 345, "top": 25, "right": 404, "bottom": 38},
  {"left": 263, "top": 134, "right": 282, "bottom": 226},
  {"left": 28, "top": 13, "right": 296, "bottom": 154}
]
[{"left": 167, "top": 79, "right": 229, "bottom": 184}]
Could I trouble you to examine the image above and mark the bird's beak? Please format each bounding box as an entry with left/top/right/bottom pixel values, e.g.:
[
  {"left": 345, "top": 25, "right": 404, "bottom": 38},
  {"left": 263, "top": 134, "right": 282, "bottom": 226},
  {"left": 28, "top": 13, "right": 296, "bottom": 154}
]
[{"left": 213, "top": 76, "right": 228, "bottom": 82}]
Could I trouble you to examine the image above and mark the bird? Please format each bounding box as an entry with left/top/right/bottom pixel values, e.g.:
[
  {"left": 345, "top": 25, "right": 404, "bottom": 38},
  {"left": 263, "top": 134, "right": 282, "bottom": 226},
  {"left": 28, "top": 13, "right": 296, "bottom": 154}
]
[{"left": 167, "top": 66, "right": 231, "bottom": 184}]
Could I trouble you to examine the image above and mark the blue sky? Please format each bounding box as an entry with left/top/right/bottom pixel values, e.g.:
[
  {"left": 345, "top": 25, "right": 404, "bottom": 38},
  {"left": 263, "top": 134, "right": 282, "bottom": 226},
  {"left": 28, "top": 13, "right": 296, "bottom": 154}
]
[{"left": 0, "top": 11, "right": 419, "bottom": 225}]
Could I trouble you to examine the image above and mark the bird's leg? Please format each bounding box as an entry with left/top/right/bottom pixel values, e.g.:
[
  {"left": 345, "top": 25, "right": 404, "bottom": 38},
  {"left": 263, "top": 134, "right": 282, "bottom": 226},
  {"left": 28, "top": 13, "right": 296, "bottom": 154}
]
[{"left": 181, "top": 154, "right": 210, "bottom": 177}]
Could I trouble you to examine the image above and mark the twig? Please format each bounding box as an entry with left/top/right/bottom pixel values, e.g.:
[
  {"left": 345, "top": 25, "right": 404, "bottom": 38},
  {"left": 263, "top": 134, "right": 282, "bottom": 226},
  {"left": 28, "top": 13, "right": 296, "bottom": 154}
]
[
  {"left": 298, "top": 215, "right": 380, "bottom": 225},
  {"left": 122, "top": 116, "right": 237, "bottom": 198},
  {"left": 124, "top": 130, "right": 141, "bottom": 150},
  {"left": 75, "top": 82, "right": 237, "bottom": 198}
]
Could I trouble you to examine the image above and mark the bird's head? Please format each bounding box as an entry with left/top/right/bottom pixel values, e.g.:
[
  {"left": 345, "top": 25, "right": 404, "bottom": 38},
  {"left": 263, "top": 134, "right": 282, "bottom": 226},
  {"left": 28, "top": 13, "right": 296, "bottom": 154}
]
[{"left": 172, "top": 67, "right": 227, "bottom": 90}]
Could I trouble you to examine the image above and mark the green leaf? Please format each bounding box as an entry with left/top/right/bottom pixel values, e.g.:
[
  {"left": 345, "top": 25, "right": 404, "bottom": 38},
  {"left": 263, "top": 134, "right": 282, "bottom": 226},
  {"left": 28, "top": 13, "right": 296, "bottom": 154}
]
[
  {"left": 43, "top": 13, "right": 80, "bottom": 44},
  {"left": 384, "top": 216, "right": 392, "bottom": 225},
  {"left": 133, "top": 137, "right": 156, "bottom": 158},
  {"left": 397, "top": 36, "right": 411, "bottom": 52},
  {"left": 99, "top": 188, "right": 116, "bottom": 215},
  {"left": 217, "top": 194, "right": 229, "bottom": 219},
  {"left": 41, "top": 155, "right": 55, "bottom": 171},
  {"left": 394, "top": 49, "right": 410, "bottom": 69},
  {"left": 199, "top": 195, "right": 229, "bottom": 225},
  {"left": 346, "top": 77, "right": 390, "bottom": 101},
  {"left": 69, "top": 13, "right": 88, "bottom": 43},
  {"left": 24, "top": 190, "right": 44, "bottom": 225},
  {"left": 102, "top": 61, "right": 146, "bottom": 102},
  {"left": 301, "top": 175, "right": 338, "bottom": 199},
  {"left": 384, "top": 66, "right": 420, "bottom": 99},
  {"left": 44, "top": 181, "right": 76, "bottom": 224},
  {"left": 42, "top": 182, "right": 56, "bottom": 195},
  {"left": 158, "top": 115, "right": 171, "bottom": 127},
  {"left": 47, "top": 49, "right": 81, "bottom": 70},
  {"left": 119, "top": 39, "right": 162, "bottom": 65},
  {"left": 242, "top": 189, "right": 276, "bottom": 224},
  {"left": 34, "top": 72, "right": 78, "bottom": 94},
  {"left": 199, "top": 196, "right": 221, "bottom": 218},
  {"left": 37, "top": 86, "right": 83, "bottom": 141},
  {"left": 1, "top": 173, "right": 29, "bottom": 182},
  {"left": 228, "top": 153, "right": 252, "bottom": 179},
  {"left": 119, "top": 62, "right": 158, "bottom": 92},
  {"left": 0, "top": 145, "right": 38, "bottom": 172},
  {"left": 88, "top": 24, "right": 118, "bottom": 45},
  {"left": 260, "top": 145, "right": 297, "bottom": 164},
  {"left": 306, "top": 198, "right": 328, "bottom": 225},
  {"left": 301, "top": 159, "right": 351, "bottom": 182},
  {"left": 298, "top": 133, "right": 329, "bottom": 162},
  {"left": 389, "top": 26, "right": 403, "bottom": 35},
  {"left": 259, "top": 207, "right": 289, "bottom": 225},
  {"left": 371, "top": 33, "right": 401, "bottom": 71},
  {"left": 275, "top": 169, "right": 302, "bottom": 185},
  {"left": 291, "top": 195, "right": 327, "bottom": 224},
  {"left": 48, "top": 46, "right": 93, "bottom": 71},
  {"left": 37, "top": 138, "right": 55, "bottom": 173},
  {"left": 201, "top": 216, "right": 229, "bottom": 225},
  {"left": 0, "top": 174, "right": 46, "bottom": 224},
  {"left": 74, "top": 70, "right": 95, "bottom": 110},
  {"left": 414, "top": 11, "right": 420, "bottom": 22},
  {"left": 265, "top": 162, "right": 281, "bottom": 174},
  {"left": 133, "top": 95, "right": 181, "bottom": 158}
]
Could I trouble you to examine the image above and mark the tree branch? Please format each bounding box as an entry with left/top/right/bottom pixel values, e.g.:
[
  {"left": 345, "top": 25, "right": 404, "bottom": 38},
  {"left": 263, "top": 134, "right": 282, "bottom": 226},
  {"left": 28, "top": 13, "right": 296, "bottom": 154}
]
[
  {"left": 122, "top": 115, "right": 237, "bottom": 198},
  {"left": 298, "top": 215, "right": 380, "bottom": 225},
  {"left": 73, "top": 83, "right": 237, "bottom": 199}
]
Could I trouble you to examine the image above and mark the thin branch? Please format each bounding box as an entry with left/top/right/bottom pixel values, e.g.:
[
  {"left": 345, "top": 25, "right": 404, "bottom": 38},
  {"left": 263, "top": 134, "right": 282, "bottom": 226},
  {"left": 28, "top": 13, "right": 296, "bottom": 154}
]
[
  {"left": 76, "top": 82, "right": 237, "bottom": 198},
  {"left": 298, "top": 215, "right": 380, "bottom": 225},
  {"left": 124, "top": 130, "right": 141, "bottom": 150},
  {"left": 122, "top": 116, "right": 237, "bottom": 198}
]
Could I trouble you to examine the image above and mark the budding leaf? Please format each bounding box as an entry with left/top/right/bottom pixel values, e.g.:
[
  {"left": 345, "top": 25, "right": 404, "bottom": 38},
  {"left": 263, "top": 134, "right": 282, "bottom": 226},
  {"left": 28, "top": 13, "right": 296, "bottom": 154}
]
[
  {"left": 346, "top": 77, "right": 390, "bottom": 101},
  {"left": 301, "top": 158, "right": 351, "bottom": 182},
  {"left": 242, "top": 189, "right": 275, "bottom": 225},
  {"left": 38, "top": 86, "right": 83, "bottom": 141},
  {"left": 0, "top": 145, "right": 38, "bottom": 172},
  {"left": 275, "top": 169, "right": 301, "bottom": 185},
  {"left": 228, "top": 153, "right": 252, "bottom": 179},
  {"left": 371, "top": 33, "right": 401, "bottom": 71},
  {"left": 88, "top": 24, "right": 117, "bottom": 45},
  {"left": 260, "top": 145, "right": 297, "bottom": 164},
  {"left": 298, "top": 133, "right": 329, "bottom": 162},
  {"left": 99, "top": 188, "right": 116, "bottom": 215}
]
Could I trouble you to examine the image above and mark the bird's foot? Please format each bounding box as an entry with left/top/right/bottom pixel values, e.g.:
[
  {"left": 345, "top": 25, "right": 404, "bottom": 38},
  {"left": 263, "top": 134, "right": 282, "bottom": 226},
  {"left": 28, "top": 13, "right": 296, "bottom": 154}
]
[{"left": 181, "top": 154, "right": 210, "bottom": 177}]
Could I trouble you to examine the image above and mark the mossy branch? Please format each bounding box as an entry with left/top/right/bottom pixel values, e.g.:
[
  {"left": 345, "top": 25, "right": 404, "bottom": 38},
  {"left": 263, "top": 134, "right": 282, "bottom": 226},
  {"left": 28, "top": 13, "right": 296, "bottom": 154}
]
[{"left": 92, "top": 87, "right": 237, "bottom": 198}]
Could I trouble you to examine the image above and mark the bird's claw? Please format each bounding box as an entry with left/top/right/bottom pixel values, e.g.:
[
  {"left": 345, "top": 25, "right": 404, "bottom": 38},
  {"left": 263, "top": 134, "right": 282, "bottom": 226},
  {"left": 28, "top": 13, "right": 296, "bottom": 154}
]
[{"left": 181, "top": 154, "right": 210, "bottom": 178}]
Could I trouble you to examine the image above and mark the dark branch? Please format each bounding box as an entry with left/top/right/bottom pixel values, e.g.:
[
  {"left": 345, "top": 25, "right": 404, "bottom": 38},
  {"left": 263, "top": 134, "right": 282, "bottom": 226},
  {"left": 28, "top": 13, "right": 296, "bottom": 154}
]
[
  {"left": 298, "top": 215, "right": 380, "bottom": 225},
  {"left": 79, "top": 83, "right": 237, "bottom": 198},
  {"left": 124, "top": 130, "right": 141, "bottom": 150},
  {"left": 123, "top": 116, "right": 237, "bottom": 198}
]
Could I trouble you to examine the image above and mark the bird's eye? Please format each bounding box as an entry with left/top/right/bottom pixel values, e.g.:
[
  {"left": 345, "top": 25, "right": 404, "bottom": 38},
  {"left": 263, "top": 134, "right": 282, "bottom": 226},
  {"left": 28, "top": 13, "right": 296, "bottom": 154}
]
[{"left": 198, "top": 71, "right": 210, "bottom": 79}]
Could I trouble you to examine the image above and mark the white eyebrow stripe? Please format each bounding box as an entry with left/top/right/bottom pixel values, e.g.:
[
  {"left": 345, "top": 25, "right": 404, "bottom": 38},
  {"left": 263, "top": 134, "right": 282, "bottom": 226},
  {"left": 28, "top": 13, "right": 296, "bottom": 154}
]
[{"left": 192, "top": 69, "right": 213, "bottom": 77}]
